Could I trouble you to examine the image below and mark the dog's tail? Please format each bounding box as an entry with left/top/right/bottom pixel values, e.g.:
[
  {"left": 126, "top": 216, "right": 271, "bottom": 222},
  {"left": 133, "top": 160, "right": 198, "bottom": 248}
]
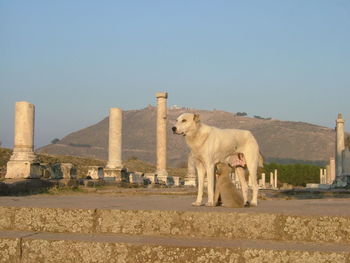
[{"left": 258, "top": 152, "right": 264, "bottom": 167}]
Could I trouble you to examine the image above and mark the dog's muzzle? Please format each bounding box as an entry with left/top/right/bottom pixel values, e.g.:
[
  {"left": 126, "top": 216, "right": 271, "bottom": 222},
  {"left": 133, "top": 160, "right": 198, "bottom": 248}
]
[{"left": 172, "top": 126, "right": 185, "bottom": 136}]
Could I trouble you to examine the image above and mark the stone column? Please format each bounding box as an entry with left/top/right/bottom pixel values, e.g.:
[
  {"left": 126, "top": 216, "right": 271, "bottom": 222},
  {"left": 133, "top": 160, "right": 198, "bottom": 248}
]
[
  {"left": 261, "top": 173, "right": 266, "bottom": 188},
  {"left": 184, "top": 153, "right": 197, "bottom": 186},
  {"left": 320, "top": 169, "right": 325, "bottom": 184},
  {"left": 326, "top": 165, "right": 331, "bottom": 184},
  {"left": 274, "top": 169, "right": 278, "bottom": 188},
  {"left": 6, "top": 101, "right": 41, "bottom": 179},
  {"left": 329, "top": 157, "right": 336, "bottom": 184},
  {"left": 155, "top": 92, "right": 169, "bottom": 183},
  {"left": 270, "top": 172, "right": 274, "bottom": 188},
  {"left": 104, "top": 108, "right": 123, "bottom": 181},
  {"left": 336, "top": 113, "right": 345, "bottom": 178}
]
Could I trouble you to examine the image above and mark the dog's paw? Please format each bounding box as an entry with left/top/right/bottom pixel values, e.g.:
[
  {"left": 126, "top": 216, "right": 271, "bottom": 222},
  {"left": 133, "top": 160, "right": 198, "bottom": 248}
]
[
  {"left": 249, "top": 201, "right": 258, "bottom": 207},
  {"left": 192, "top": 201, "right": 203, "bottom": 206},
  {"left": 205, "top": 202, "right": 216, "bottom": 207}
]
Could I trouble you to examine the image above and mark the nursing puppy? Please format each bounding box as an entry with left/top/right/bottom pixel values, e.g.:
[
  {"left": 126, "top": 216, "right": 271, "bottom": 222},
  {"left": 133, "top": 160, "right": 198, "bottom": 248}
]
[
  {"left": 172, "top": 113, "right": 263, "bottom": 207},
  {"left": 214, "top": 163, "right": 244, "bottom": 208}
]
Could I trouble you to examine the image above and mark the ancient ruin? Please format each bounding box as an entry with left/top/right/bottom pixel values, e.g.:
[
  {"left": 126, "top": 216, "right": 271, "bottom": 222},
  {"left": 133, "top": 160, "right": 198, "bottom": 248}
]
[
  {"left": 104, "top": 107, "right": 123, "bottom": 181},
  {"left": 155, "top": 92, "right": 172, "bottom": 184},
  {"left": 185, "top": 153, "right": 197, "bottom": 186},
  {"left": 5, "top": 101, "right": 41, "bottom": 179},
  {"left": 334, "top": 113, "right": 350, "bottom": 187}
]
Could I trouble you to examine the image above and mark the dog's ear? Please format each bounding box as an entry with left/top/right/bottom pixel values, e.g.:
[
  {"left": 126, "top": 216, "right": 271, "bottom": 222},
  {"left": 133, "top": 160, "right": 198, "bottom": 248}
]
[{"left": 193, "top": 114, "right": 200, "bottom": 123}]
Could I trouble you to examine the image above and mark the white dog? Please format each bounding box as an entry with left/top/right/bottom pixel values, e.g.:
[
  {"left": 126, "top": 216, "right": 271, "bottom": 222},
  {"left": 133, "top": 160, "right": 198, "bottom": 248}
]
[{"left": 172, "top": 113, "right": 262, "bottom": 207}]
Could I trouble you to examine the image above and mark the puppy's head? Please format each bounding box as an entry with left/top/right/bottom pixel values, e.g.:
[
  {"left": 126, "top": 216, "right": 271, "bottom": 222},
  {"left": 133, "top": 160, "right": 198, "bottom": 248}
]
[
  {"left": 215, "top": 162, "right": 232, "bottom": 177},
  {"left": 172, "top": 113, "right": 200, "bottom": 136}
]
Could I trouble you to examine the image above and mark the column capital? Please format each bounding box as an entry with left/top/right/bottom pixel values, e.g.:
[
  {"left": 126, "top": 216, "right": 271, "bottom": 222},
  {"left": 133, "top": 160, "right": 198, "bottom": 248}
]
[
  {"left": 337, "top": 113, "right": 344, "bottom": 123},
  {"left": 156, "top": 92, "right": 168, "bottom": 99}
]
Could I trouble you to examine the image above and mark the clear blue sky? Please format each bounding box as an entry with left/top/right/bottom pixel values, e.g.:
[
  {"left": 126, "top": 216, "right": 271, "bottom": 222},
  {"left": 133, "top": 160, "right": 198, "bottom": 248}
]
[{"left": 1, "top": 0, "right": 349, "bottom": 148}]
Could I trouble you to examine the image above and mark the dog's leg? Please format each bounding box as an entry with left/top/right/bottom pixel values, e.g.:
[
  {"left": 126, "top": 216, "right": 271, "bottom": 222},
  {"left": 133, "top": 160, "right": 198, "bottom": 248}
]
[
  {"left": 205, "top": 164, "right": 215, "bottom": 207},
  {"left": 236, "top": 167, "right": 249, "bottom": 206},
  {"left": 192, "top": 162, "right": 205, "bottom": 206},
  {"left": 214, "top": 177, "right": 220, "bottom": 206},
  {"left": 245, "top": 155, "right": 259, "bottom": 207}
]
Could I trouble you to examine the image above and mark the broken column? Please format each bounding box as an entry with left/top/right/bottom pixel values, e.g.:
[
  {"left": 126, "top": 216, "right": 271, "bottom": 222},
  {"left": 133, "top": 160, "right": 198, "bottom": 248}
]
[
  {"left": 336, "top": 113, "right": 345, "bottom": 178},
  {"left": 155, "top": 92, "right": 170, "bottom": 184},
  {"left": 104, "top": 108, "right": 122, "bottom": 181},
  {"left": 6, "top": 101, "right": 41, "bottom": 179}
]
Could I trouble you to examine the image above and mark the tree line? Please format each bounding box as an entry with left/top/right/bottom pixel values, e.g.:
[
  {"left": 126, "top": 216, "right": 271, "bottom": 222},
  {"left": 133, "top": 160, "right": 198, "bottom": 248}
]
[{"left": 262, "top": 163, "right": 320, "bottom": 186}]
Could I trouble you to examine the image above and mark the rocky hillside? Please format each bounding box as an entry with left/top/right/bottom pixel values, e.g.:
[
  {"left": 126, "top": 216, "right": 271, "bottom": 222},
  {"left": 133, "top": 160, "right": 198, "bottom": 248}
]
[{"left": 38, "top": 106, "right": 336, "bottom": 167}]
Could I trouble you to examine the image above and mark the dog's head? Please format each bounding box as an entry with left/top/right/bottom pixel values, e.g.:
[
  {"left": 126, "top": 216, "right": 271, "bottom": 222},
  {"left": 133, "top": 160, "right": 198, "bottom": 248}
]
[
  {"left": 215, "top": 162, "right": 232, "bottom": 177},
  {"left": 172, "top": 113, "right": 200, "bottom": 137}
]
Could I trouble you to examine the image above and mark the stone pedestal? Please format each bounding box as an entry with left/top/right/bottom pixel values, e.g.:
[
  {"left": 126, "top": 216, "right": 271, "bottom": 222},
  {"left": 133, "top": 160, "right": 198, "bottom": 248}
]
[
  {"left": 6, "top": 101, "right": 41, "bottom": 179},
  {"left": 61, "top": 163, "right": 77, "bottom": 179},
  {"left": 173, "top": 176, "right": 181, "bottom": 186},
  {"left": 329, "top": 158, "right": 336, "bottom": 184},
  {"left": 144, "top": 173, "right": 158, "bottom": 184},
  {"left": 184, "top": 177, "right": 197, "bottom": 187},
  {"left": 185, "top": 154, "right": 197, "bottom": 186},
  {"left": 87, "top": 166, "right": 104, "bottom": 180},
  {"left": 129, "top": 173, "right": 144, "bottom": 184},
  {"left": 104, "top": 168, "right": 122, "bottom": 182},
  {"left": 6, "top": 161, "right": 41, "bottom": 179}
]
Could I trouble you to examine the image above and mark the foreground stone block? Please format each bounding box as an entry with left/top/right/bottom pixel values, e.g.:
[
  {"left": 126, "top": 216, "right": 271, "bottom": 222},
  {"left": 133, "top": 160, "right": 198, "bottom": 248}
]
[
  {"left": 0, "top": 237, "right": 21, "bottom": 263},
  {"left": 1, "top": 231, "right": 349, "bottom": 263},
  {"left": 95, "top": 210, "right": 278, "bottom": 240},
  {"left": 13, "top": 207, "right": 95, "bottom": 233},
  {"left": 281, "top": 215, "right": 350, "bottom": 243},
  {"left": 1, "top": 205, "right": 350, "bottom": 245}
]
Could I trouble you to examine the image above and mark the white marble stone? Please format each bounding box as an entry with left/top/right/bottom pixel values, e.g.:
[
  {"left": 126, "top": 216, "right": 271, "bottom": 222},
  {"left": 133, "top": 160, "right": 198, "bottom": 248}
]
[
  {"left": 144, "top": 172, "right": 158, "bottom": 184},
  {"left": 336, "top": 113, "right": 345, "bottom": 177},
  {"left": 270, "top": 172, "right": 274, "bottom": 188},
  {"left": 155, "top": 92, "right": 168, "bottom": 177},
  {"left": 87, "top": 166, "right": 104, "bottom": 180},
  {"left": 6, "top": 101, "right": 40, "bottom": 179},
  {"left": 106, "top": 108, "right": 122, "bottom": 170}
]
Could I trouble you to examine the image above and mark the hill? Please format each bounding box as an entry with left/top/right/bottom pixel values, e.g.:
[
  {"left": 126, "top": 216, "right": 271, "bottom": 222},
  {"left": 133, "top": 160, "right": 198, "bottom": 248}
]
[{"left": 37, "top": 106, "right": 336, "bottom": 167}]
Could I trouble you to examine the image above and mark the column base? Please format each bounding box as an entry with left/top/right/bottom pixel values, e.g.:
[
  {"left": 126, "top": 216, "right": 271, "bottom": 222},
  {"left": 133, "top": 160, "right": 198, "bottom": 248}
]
[
  {"left": 103, "top": 168, "right": 122, "bottom": 182},
  {"left": 5, "top": 160, "right": 41, "bottom": 179},
  {"left": 184, "top": 176, "right": 197, "bottom": 187},
  {"left": 333, "top": 174, "right": 349, "bottom": 188}
]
